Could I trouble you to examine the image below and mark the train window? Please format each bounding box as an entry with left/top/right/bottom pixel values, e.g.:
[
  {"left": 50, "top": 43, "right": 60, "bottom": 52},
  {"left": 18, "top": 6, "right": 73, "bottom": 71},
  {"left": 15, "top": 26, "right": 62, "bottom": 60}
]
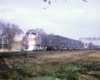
[
  {"left": 31, "top": 32, "right": 37, "bottom": 35},
  {"left": 26, "top": 32, "right": 30, "bottom": 35}
]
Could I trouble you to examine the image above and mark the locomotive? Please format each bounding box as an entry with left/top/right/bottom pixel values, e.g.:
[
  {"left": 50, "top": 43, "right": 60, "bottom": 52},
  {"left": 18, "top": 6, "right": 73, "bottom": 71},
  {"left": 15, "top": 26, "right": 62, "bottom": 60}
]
[{"left": 22, "top": 30, "right": 83, "bottom": 51}]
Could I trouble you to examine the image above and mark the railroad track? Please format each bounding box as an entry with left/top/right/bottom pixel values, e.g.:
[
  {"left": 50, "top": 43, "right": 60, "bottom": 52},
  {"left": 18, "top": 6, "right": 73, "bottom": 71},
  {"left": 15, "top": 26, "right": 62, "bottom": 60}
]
[
  {"left": 0, "top": 49, "right": 99, "bottom": 57},
  {"left": 0, "top": 51, "right": 41, "bottom": 57}
]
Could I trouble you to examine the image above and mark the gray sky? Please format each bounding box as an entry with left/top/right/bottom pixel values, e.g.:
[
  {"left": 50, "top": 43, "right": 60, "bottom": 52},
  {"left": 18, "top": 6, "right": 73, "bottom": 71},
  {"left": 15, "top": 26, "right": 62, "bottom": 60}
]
[{"left": 0, "top": 0, "right": 100, "bottom": 45}]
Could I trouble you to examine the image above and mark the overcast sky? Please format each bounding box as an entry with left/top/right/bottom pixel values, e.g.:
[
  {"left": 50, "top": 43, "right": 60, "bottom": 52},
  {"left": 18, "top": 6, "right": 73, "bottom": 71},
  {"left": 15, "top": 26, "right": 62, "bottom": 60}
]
[{"left": 0, "top": 0, "right": 100, "bottom": 45}]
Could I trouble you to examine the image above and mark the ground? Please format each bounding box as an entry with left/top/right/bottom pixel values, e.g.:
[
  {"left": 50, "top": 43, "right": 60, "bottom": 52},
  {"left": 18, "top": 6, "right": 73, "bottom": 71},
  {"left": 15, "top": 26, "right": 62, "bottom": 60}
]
[{"left": 0, "top": 50, "right": 100, "bottom": 80}]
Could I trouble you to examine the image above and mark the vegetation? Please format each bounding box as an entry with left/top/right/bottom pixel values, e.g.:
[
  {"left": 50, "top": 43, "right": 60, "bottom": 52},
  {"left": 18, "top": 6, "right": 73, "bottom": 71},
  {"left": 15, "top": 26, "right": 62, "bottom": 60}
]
[
  {"left": 43, "top": 0, "right": 87, "bottom": 9},
  {"left": 43, "top": 0, "right": 87, "bottom": 4},
  {"left": 0, "top": 50, "right": 100, "bottom": 80},
  {"left": 0, "top": 21, "right": 23, "bottom": 50}
]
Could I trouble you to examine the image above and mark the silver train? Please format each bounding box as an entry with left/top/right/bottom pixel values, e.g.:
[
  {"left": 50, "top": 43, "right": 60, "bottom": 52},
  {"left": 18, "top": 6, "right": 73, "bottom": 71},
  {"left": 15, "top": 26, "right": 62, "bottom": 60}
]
[{"left": 22, "top": 30, "right": 83, "bottom": 51}]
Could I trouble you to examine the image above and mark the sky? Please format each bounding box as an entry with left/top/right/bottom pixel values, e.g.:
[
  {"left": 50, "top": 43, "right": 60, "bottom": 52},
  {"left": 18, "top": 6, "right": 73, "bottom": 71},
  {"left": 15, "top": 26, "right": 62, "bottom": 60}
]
[{"left": 0, "top": 0, "right": 100, "bottom": 45}]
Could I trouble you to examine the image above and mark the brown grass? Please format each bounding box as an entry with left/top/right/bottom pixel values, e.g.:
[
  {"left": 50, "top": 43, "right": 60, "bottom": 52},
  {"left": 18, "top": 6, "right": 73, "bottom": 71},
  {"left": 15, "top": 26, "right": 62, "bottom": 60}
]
[{"left": 0, "top": 50, "right": 100, "bottom": 80}]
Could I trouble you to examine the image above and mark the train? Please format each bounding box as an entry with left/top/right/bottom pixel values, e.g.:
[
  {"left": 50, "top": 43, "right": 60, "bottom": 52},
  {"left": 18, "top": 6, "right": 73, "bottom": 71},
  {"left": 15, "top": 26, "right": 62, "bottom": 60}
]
[{"left": 22, "top": 30, "right": 83, "bottom": 51}]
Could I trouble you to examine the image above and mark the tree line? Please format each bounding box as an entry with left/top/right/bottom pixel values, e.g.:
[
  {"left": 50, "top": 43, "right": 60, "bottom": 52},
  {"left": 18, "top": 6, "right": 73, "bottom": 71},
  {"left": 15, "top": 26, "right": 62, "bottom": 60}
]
[{"left": 0, "top": 21, "right": 23, "bottom": 50}]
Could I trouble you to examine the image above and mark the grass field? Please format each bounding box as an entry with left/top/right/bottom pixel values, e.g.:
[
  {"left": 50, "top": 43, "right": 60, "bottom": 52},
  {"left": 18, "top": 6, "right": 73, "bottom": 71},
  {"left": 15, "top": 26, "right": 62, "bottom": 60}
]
[{"left": 0, "top": 50, "right": 100, "bottom": 80}]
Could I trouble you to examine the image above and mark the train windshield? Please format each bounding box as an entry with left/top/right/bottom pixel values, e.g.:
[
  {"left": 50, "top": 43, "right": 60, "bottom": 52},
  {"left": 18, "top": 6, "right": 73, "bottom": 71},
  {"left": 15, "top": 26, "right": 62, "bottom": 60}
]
[
  {"left": 26, "top": 32, "right": 30, "bottom": 35},
  {"left": 31, "top": 32, "right": 37, "bottom": 35}
]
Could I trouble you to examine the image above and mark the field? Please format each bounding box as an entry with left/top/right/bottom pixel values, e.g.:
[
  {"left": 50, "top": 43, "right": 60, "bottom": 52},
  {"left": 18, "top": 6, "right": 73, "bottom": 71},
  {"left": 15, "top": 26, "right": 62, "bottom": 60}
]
[{"left": 0, "top": 50, "right": 100, "bottom": 80}]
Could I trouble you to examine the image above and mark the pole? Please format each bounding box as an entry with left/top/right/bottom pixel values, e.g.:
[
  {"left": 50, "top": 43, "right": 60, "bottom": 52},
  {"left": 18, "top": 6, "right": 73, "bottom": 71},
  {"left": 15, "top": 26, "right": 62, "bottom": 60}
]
[{"left": 2, "top": 36, "right": 3, "bottom": 50}]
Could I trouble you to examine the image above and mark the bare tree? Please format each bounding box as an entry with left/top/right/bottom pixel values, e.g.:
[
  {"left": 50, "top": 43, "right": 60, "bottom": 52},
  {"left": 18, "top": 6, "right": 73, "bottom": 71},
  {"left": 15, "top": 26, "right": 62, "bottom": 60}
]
[
  {"left": 43, "top": 0, "right": 87, "bottom": 3},
  {"left": 28, "top": 28, "right": 47, "bottom": 35},
  {"left": 43, "top": 0, "right": 87, "bottom": 9},
  {"left": 0, "top": 21, "right": 23, "bottom": 50}
]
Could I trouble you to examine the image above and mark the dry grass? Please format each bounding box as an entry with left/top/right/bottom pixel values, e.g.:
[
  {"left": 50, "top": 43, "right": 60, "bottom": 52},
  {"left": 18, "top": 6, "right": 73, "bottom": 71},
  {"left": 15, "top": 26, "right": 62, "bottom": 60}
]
[
  {"left": 87, "top": 51, "right": 100, "bottom": 60},
  {"left": 0, "top": 50, "right": 100, "bottom": 80},
  {"left": 1, "top": 50, "right": 96, "bottom": 68},
  {"left": 36, "top": 50, "right": 96, "bottom": 63}
]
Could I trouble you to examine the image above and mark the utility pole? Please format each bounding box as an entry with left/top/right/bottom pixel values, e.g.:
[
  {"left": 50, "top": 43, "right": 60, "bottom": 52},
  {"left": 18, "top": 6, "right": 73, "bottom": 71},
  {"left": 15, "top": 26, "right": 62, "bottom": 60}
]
[
  {"left": 0, "top": 20, "right": 3, "bottom": 50},
  {"left": 2, "top": 36, "right": 3, "bottom": 50}
]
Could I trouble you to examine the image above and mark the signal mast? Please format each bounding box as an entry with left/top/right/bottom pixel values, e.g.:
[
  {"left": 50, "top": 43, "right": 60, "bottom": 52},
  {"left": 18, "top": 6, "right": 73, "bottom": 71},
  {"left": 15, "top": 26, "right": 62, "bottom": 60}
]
[{"left": 79, "top": 37, "right": 100, "bottom": 49}]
